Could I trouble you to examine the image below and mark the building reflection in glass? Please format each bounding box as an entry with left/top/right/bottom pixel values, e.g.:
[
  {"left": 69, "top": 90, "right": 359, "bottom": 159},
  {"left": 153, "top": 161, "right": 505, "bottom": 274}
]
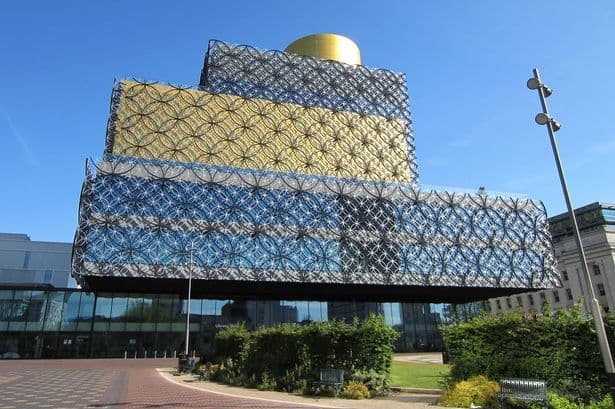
[{"left": 0, "top": 288, "right": 485, "bottom": 359}]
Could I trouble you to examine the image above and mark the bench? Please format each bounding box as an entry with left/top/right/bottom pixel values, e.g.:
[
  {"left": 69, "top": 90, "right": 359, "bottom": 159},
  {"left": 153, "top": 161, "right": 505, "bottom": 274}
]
[
  {"left": 313, "top": 369, "right": 344, "bottom": 396},
  {"left": 498, "top": 379, "right": 547, "bottom": 409}
]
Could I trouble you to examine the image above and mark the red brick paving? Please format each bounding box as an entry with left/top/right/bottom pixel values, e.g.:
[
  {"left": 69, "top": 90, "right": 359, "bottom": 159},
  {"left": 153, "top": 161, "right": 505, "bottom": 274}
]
[{"left": 0, "top": 359, "right": 321, "bottom": 408}]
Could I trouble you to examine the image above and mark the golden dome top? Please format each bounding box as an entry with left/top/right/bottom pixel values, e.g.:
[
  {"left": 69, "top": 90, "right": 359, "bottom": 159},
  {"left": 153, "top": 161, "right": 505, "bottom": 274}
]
[{"left": 285, "top": 33, "right": 361, "bottom": 65}]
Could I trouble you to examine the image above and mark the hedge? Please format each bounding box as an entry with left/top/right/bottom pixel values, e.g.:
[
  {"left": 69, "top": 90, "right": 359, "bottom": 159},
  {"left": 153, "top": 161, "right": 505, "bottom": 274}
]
[
  {"left": 212, "top": 315, "right": 398, "bottom": 393},
  {"left": 442, "top": 308, "right": 613, "bottom": 403}
]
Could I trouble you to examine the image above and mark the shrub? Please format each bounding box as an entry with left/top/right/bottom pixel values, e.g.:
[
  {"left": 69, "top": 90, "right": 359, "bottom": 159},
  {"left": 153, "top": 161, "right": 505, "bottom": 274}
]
[
  {"left": 549, "top": 393, "right": 580, "bottom": 409},
  {"left": 276, "top": 364, "right": 308, "bottom": 393},
  {"left": 547, "top": 392, "right": 613, "bottom": 409},
  {"left": 301, "top": 320, "right": 354, "bottom": 370},
  {"left": 257, "top": 372, "right": 276, "bottom": 391},
  {"left": 442, "top": 310, "right": 610, "bottom": 402},
  {"left": 311, "top": 385, "right": 337, "bottom": 397},
  {"left": 341, "top": 381, "right": 370, "bottom": 399},
  {"left": 215, "top": 323, "right": 250, "bottom": 362},
  {"left": 209, "top": 362, "right": 226, "bottom": 382},
  {"left": 587, "top": 394, "right": 613, "bottom": 409},
  {"left": 213, "top": 316, "right": 397, "bottom": 395},
  {"left": 245, "top": 324, "right": 307, "bottom": 385},
  {"left": 195, "top": 363, "right": 215, "bottom": 380},
  {"left": 350, "top": 369, "right": 390, "bottom": 396},
  {"left": 353, "top": 315, "right": 398, "bottom": 375},
  {"left": 439, "top": 375, "right": 499, "bottom": 408}
]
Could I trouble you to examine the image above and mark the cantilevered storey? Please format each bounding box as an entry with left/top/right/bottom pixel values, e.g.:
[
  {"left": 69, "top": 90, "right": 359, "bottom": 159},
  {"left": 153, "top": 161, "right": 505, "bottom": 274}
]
[{"left": 72, "top": 37, "right": 559, "bottom": 302}]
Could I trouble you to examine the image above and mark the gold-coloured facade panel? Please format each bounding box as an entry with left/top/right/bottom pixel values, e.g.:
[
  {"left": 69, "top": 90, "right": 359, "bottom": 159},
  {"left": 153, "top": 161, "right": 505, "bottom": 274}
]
[
  {"left": 285, "top": 34, "right": 361, "bottom": 65},
  {"left": 111, "top": 81, "right": 410, "bottom": 182}
]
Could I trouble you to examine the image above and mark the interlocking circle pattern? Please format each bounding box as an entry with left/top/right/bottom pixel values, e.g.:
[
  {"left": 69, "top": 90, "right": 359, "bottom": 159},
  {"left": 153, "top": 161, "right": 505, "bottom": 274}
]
[
  {"left": 107, "top": 81, "right": 411, "bottom": 183},
  {"left": 72, "top": 40, "right": 559, "bottom": 293}
]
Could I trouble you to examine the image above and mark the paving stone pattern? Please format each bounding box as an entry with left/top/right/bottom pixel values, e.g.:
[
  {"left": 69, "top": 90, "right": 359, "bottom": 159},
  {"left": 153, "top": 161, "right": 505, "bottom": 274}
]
[{"left": 0, "top": 359, "right": 317, "bottom": 408}]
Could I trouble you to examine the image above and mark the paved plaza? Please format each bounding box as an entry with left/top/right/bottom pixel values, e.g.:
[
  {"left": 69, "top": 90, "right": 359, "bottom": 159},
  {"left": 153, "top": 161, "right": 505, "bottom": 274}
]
[
  {"left": 0, "top": 359, "right": 319, "bottom": 408},
  {"left": 0, "top": 358, "right": 440, "bottom": 408}
]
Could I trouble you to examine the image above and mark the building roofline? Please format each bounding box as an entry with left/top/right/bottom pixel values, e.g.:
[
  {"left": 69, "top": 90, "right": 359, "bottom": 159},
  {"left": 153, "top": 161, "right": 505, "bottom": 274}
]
[
  {"left": 548, "top": 202, "right": 615, "bottom": 223},
  {"left": 0, "top": 232, "right": 71, "bottom": 246}
]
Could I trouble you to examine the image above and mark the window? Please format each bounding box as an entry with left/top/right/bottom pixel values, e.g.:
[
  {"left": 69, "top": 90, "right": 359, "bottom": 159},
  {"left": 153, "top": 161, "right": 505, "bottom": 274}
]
[
  {"left": 597, "top": 283, "right": 606, "bottom": 297},
  {"left": 110, "top": 296, "right": 128, "bottom": 332},
  {"left": 26, "top": 291, "right": 47, "bottom": 331},
  {"left": 77, "top": 293, "right": 95, "bottom": 331},
  {"left": 528, "top": 294, "right": 534, "bottom": 306},
  {"left": 0, "top": 290, "right": 14, "bottom": 331},
  {"left": 8, "top": 291, "right": 30, "bottom": 331},
  {"left": 94, "top": 294, "right": 112, "bottom": 332},
  {"left": 60, "top": 292, "right": 82, "bottom": 331},
  {"left": 506, "top": 298, "right": 512, "bottom": 308},
  {"left": 43, "top": 292, "right": 64, "bottom": 331},
  {"left": 561, "top": 270, "right": 569, "bottom": 281},
  {"left": 496, "top": 299, "right": 501, "bottom": 310},
  {"left": 593, "top": 264, "right": 601, "bottom": 276},
  {"left": 516, "top": 296, "right": 523, "bottom": 307},
  {"left": 539, "top": 292, "right": 546, "bottom": 300},
  {"left": 553, "top": 290, "right": 560, "bottom": 303},
  {"left": 566, "top": 288, "right": 573, "bottom": 301},
  {"left": 604, "top": 209, "right": 615, "bottom": 222}
]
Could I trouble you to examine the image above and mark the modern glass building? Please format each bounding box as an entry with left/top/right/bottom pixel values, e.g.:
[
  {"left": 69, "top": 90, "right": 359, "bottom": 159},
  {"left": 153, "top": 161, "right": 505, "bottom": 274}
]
[
  {"left": 1, "top": 286, "right": 479, "bottom": 358},
  {"left": 0, "top": 34, "right": 559, "bottom": 359}
]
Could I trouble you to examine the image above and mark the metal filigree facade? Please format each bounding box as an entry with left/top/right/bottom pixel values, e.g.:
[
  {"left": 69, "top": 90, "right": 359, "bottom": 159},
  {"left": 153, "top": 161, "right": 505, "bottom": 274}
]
[
  {"left": 107, "top": 81, "right": 410, "bottom": 183},
  {"left": 72, "top": 39, "right": 560, "bottom": 296},
  {"left": 201, "top": 40, "right": 417, "bottom": 183}
]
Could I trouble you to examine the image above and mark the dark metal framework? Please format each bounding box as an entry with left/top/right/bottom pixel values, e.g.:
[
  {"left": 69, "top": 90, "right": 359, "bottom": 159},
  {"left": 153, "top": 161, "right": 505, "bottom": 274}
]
[
  {"left": 201, "top": 40, "right": 417, "bottom": 183},
  {"left": 104, "top": 80, "right": 412, "bottom": 184},
  {"left": 71, "top": 40, "right": 560, "bottom": 298},
  {"left": 72, "top": 156, "right": 557, "bottom": 291}
]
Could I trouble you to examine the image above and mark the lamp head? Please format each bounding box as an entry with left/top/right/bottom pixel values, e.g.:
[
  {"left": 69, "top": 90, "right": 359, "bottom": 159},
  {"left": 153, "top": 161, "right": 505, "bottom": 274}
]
[
  {"left": 527, "top": 78, "right": 540, "bottom": 90},
  {"left": 534, "top": 113, "right": 561, "bottom": 131},
  {"left": 535, "top": 113, "right": 550, "bottom": 125},
  {"left": 527, "top": 77, "right": 553, "bottom": 97}
]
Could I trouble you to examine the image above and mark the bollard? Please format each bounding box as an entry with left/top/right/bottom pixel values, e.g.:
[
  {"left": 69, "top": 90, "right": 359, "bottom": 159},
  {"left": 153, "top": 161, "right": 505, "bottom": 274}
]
[
  {"left": 134, "top": 351, "right": 137, "bottom": 359},
  {"left": 144, "top": 350, "right": 147, "bottom": 359},
  {"left": 173, "top": 350, "right": 176, "bottom": 358},
  {"left": 192, "top": 350, "right": 195, "bottom": 359},
  {"left": 124, "top": 351, "right": 127, "bottom": 360},
  {"left": 154, "top": 350, "right": 157, "bottom": 359},
  {"left": 164, "top": 351, "right": 167, "bottom": 359}
]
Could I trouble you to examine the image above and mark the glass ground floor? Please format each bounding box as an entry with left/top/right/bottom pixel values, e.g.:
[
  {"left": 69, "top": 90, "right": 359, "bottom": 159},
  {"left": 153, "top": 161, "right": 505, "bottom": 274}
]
[{"left": 0, "top": 286, "right": 486, "bottom": 359}]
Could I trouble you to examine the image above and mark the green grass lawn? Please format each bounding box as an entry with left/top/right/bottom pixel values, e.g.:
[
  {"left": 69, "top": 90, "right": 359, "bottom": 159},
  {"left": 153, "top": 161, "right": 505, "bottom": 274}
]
[{"left": 390, "top": 361, "right": 450, "bottom": 389}]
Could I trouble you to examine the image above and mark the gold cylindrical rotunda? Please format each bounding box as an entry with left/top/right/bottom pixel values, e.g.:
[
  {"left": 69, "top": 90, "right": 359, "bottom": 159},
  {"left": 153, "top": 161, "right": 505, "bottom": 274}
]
[{"left": 285, "top": 33, "right": 361, "bottom": 65}]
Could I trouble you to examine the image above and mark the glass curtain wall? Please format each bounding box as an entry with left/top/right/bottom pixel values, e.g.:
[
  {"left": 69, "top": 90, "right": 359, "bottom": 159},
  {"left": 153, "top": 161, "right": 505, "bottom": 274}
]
[{"left": 0, "top": 287, "right": 485, "bottom": 359}]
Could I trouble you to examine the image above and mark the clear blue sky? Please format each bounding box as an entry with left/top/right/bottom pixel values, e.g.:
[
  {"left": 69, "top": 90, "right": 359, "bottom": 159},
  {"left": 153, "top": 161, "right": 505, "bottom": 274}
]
[{"left": 1, "top": 1, "right": 614, "bottom": 243}]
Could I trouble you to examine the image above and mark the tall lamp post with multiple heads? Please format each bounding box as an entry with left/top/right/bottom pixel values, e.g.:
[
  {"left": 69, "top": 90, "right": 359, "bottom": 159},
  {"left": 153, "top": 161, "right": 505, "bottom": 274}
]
[{"left": 527, "top": 68, "right": 615, "bottom": 396}]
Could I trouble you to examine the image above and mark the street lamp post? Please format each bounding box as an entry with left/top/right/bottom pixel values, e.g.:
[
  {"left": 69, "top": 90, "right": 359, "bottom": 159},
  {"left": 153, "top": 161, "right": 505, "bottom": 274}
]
[
  {"left": 527, "top": 68, "right": 615, "bottom": 397},
  {"left": 185, "top": 242, "right": 194, "bottom": 357}
]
